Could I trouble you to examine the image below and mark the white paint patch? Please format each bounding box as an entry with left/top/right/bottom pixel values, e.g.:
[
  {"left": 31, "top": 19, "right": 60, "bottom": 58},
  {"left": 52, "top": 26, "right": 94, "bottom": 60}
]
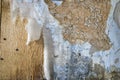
[
  {"left": 11, "top": 0, "right": 120, "bottom": 79},
  {"left": 52, "top": 1, "right": 63, "bottom": 6},
  {"left": 25, "top": 18, "right": 43, "bottom": 45}
]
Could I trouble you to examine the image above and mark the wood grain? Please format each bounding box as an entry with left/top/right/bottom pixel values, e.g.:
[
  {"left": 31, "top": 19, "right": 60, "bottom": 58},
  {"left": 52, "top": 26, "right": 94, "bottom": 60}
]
[{"left": 0, "top": 0, "right": 44, "bottom": 80}]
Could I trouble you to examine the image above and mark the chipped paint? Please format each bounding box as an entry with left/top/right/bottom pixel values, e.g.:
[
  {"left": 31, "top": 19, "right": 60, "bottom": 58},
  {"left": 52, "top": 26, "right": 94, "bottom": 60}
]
[{"left": 11, "top": 0, "right": 120, "bottom": 79}]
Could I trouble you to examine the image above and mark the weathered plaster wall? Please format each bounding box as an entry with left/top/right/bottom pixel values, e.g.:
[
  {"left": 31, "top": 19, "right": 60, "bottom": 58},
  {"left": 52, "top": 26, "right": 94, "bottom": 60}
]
[
  {"left": 46, "top": 0, "right": 120, "bottom": 79},
  {"left": 1, "top": 0, "right": 120, "bottom": 80},
  {"left": 48, "top": 0, "right": 111, "bottom": 51}
]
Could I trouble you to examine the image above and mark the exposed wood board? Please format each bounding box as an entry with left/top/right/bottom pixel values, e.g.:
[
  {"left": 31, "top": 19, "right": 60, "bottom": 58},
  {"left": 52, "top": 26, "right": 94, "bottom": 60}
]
[{"left": 0, "top": 0, "right": 44, "bottom": 80}]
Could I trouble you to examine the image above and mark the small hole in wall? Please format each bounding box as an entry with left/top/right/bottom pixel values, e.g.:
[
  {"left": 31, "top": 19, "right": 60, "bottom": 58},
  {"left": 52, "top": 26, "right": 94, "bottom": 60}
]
[
  {"left": 0, "top": 57, "right": 4, "bottom": 60},
  {"left": 3, "top": 38, "right": 7, "bottom": 40},
  {"left": 78, "top": 53, "right": 81, "bottom": 56},
  {"left": 16, "top": 48, "right": 19, "bottom": 51}
]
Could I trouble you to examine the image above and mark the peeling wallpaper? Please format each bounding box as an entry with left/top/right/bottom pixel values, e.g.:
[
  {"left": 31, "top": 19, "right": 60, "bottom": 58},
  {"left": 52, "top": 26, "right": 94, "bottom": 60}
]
[{"left": 11, "top": 0, "right": 120, "bottom": 80}]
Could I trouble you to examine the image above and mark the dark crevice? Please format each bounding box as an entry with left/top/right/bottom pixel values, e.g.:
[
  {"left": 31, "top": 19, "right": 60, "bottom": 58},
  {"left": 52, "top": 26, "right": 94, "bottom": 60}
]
[
  {"left": 16, "top": 48, "right": 19, "bottom": 51},
  {"left": 0, "top": 57, "right": 4, "bottom": 60},
  {"left": 3, "top": 38, "right": 6, "bottom": 40}
]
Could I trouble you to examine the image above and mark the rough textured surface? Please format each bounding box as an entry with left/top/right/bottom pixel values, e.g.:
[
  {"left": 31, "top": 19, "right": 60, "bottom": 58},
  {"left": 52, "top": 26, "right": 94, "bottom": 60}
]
[
  {"left": 47, "top": 0, "right": 111, "bottom": 51},
  {"left": 1, "top": 0, "right": 120, "bottom": 80},
  {"left": 0, "top": 0, "right": 44, "bottom": 80}
]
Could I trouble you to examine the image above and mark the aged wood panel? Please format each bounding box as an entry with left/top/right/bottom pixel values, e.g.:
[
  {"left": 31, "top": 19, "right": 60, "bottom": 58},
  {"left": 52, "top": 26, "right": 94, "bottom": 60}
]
[
  {"left": 0, "top": 0, "right": 44, "bottom": 80},
  {"left": 0, "top": 0, "right": 1, "bottom": 41}
]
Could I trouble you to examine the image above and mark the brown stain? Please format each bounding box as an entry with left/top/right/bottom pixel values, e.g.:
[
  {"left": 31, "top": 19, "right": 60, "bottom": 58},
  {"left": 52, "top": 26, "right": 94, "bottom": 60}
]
[{"left": 47, "top": 0, "right": 111, "bottom": 51}]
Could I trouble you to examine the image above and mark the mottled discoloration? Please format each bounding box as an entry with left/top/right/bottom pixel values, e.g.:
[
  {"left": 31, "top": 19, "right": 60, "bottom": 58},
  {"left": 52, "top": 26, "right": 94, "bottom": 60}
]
[{"left": 47, "top": 0, "right": 111, "bottom": 51}]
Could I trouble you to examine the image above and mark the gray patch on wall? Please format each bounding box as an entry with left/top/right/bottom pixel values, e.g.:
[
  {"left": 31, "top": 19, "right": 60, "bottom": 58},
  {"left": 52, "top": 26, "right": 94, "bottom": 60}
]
[{"left": 113, "top": 1, "right": 120, "bottom": 28}]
